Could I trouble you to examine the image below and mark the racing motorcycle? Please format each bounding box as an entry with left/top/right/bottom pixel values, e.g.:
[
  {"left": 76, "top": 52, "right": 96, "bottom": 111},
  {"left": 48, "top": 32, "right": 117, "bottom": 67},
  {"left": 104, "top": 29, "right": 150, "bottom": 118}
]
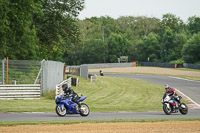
[
  {"left": 55, "top": 94, "right": 90, "bottom": 117},
  {"left": 162, "top": 93, "right": 188, "bottom": 115}
]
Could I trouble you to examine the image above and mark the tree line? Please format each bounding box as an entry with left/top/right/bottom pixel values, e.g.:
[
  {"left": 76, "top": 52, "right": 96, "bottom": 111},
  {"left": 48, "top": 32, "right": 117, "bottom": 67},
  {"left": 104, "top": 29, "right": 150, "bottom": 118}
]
[{"left": 0, "top": 0, "right": 200, "bottom": 65}]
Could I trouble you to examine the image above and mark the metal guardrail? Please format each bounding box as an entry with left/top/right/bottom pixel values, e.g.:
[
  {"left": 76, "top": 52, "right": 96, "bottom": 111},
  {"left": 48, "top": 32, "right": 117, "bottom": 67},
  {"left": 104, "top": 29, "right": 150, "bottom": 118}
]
[
  {"left": 141, "top": 62, "right": 200, "bottom": 70},
  {"left": 83, "top": 62, "right": 134, "bottom": 69},
  {"left": 141, "top": 62, "right": 175, "bottom": 68},
  {"left": 0, "top": 84, "right": 41, "bottom": 100},
  {"left": 67, "top": 65, "right": 88, "bottom": 80},
  {"left": 183, "top": 63, "right": 200, "bottom": 70}
]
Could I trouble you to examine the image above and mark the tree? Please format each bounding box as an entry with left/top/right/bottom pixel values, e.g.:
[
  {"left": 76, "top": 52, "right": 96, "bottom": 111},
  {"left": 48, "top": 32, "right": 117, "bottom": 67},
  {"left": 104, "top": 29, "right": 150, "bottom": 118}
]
[
  {"left": 168, "top": 33, "right": 187, "bottom": 61},
  {"left": 159, "top": 13, "right": 186, "bottom": 62},
  {"left": 107, "top": 33, "right": 130, "bottom": 63},
  {"left": 135, "top": 33, "right": 160, "bottom": 62},
  {"left": 187, "top": 16, "right": 200, "bottom": 35},
  {"left": 117, "top": 16, "right": 160, "bottom": 41},
  {"left": 0, "top": 0, "right": 39, "bottom": 59},
  {"left": 160, "top": 13, "right": 185, "bottom": 33},
  {"left": 33, "top": 0, "right": 84, "bottom": 61},
  {"left": 79, "top": 39, "right": 108, "bottom": 64},
  {"left": 182, "top": 33, "right": 200, "bottom": 63}
]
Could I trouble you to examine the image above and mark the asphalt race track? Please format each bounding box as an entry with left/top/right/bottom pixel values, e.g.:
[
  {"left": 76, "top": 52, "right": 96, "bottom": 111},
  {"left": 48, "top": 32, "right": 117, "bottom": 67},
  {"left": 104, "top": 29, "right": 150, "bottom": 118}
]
[
  {"left": 0, "top": 74, "right": 200, "bottom": 122},
  {"left": 1, "top": 110, "right": 200, "bottom": 122}
]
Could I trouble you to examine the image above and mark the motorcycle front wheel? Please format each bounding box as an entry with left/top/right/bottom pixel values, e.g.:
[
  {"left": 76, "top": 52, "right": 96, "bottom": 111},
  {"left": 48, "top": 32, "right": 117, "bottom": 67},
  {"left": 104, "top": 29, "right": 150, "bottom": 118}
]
[
  {"left": 56, "top": 104, "right": 67, "bottom": 117},
  {"left": 179, "top": 103, "right": 188, "bottom": 115},
  {"left": 79, "top": 103, "right": 90, "bottom": 117},
  {"left": 163, "top": 103, "right": 172, "bottom": 115}
]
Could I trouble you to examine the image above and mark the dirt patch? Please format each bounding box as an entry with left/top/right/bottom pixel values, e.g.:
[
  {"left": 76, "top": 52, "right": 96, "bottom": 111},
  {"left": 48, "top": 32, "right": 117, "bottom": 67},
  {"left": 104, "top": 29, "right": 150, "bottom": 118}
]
[
  {"left": 1, "top": 121, "right": 200, "bottom": 133},
  {"left": 89, "top": 67, "right": 200, "bottom": 78}
]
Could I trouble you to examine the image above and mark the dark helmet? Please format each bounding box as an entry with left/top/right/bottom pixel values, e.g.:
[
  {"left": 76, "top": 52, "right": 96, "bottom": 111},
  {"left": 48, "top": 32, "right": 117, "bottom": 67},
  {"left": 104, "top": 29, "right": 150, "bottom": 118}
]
[{"left": 62, "top": 84, "right": 68, "bottom": 91}]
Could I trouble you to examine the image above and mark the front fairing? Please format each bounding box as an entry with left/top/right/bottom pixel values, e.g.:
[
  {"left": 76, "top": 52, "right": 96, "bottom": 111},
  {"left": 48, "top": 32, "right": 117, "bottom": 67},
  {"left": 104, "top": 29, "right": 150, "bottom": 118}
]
[
  {"left": 56, "top": 95, "right": 80, "bottom": 114},
  {"left": 162, "top": 93, "right": 177, "bottom": 106},
  {"left": 162, "top": 93, "right": 170, "bottom": 103},
  {"left": 55, "top": 95, "right": 64, "bottom": 104}
]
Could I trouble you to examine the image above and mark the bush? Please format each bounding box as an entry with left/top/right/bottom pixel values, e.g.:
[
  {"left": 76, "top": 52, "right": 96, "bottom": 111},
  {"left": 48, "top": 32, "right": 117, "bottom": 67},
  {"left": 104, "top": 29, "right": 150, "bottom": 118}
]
[{"left": 170, "top": 59, "right": 184, "bottom": 64}]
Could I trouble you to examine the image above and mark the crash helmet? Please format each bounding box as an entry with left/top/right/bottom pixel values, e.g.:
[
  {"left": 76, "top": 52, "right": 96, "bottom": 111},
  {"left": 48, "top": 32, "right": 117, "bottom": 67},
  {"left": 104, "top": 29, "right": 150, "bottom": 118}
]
[
  {"left": 165, "top": 84, "right": 170, "bottom": 92},
  {"left": 62, "top": 84, "right": 68, "bottom": 91}
]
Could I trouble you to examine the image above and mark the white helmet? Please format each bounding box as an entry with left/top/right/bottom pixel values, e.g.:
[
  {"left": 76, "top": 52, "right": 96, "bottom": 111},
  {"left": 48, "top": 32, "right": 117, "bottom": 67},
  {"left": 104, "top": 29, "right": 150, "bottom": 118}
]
[{"left": 165, "top": 84, "right": 170, "bottom": 91}]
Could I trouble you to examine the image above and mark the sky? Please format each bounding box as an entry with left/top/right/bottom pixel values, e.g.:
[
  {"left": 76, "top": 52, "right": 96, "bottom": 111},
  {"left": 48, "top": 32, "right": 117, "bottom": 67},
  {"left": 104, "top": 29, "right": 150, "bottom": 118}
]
[{"left": 78, "top": 0, "right": 200, "bottom": 22}]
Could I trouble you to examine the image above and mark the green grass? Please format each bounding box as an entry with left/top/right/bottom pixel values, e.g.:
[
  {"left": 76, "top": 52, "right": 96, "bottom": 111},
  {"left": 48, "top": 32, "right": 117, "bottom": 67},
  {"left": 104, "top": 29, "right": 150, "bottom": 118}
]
[
  {"left": 0, "top": 76, "right": 189, "bottom": 112},
  {"left": 75, "top": 76, "right": 164, "bottom": 112},
  {"left": 173, "top": 67, "right": 200, "bottom": 72},
  {"left": 0, "top": 97, "right": 55, "bottom": 112}
]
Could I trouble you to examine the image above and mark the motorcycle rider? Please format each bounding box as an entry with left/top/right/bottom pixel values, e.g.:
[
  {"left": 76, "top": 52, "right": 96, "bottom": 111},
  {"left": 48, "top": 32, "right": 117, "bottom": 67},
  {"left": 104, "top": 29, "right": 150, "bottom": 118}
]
[
  {"left": 62, "top": 84, "right": 81, "bottom": 109},
  {"left": 165, "top": 84, "right": 176, "bottom": 96},
  {"left": 100, "top": 70, "right": 104, "bottom": 76},
  {"left": 165, "top": 84, "right": 180, "bottom": 111}
]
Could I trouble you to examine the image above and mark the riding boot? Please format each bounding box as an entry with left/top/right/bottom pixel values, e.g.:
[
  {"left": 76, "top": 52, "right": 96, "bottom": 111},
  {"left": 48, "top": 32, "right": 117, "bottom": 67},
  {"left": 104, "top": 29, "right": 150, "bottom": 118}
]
[
  {"left": 75, "top": 101, "right": 81, "bottom": 111},
  {"left": 173, "top": 106, "right": 176, "bottom": 112}
]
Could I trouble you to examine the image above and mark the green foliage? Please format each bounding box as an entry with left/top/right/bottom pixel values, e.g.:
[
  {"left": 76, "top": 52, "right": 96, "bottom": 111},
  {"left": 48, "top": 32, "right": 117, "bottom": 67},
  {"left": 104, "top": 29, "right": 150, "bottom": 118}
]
[
  {"left": 79, "top": 39, "right": 108, "bottom": 63},
  {"left": 0, "top": 0, "right": 39, "bottom": 60},
  {"left": 33, "top": 0, "right": 84, "bottom": 61},
  {"left": 0, "top": 0, "right": 84, "bottom": 61},
  {"left": 76, "top": 14, "right": 200, "bottom": 64},
  {"left": 195, "top": 62, "right": 200, "bottom": 65},
  {"left": 107, "top": 33, "right": 130, "bottom": 62},
  {"left": 136, "top": 33, "right": 160, "bottom": 62},
  {"left": 0, "top": 1, "right": 200, "bottom": 65},
  {"left": 182, "top": 32, "right": 200, "bottom": 63},
  {"left": 170, "top": 59, "right": 184, "bottom": 64},
  {"left": 188, "top": 16, "right": 200, "bottom": 34}
]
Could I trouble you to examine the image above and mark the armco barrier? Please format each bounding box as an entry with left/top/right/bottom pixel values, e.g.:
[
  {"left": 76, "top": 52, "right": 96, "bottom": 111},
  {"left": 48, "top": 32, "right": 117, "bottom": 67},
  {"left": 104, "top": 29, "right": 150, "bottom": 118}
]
[
  {"left": 141, "top": 62, "right": 175, "bottom": 68},
  {"left": 68, "top": 65, "right": 88, "bottom": 80},
  {"left": 183, "top": 63, "right": 200, "bottom": 70},
  {"left": 83, "top": 62, "right": 135, "bottom": 69},
  {"left": 141, "top": 62, "right": 200, "bottom": 70},
  {"left": 0, "top": 84, "right": 40, "bottom": 100}
]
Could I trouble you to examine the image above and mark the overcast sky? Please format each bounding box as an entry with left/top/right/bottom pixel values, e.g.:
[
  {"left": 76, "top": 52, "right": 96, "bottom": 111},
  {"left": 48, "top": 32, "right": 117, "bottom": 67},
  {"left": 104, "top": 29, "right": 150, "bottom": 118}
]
[{"left": 78, "top": 0, "right": 200, "bottom": 22}]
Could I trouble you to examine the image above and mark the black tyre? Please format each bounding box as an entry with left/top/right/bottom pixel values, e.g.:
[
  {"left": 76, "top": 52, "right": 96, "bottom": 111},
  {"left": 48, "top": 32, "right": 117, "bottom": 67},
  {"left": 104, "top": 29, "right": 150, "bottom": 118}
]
[
  {"left": 79, "top": 103, "right": 90, "bottom": 117},
  {"left": 179, "top": 103, "right": 188, "bottom": 115},
  {"left": 163, "top": 103, "right": 172, "bottom": 115},
  {"left": 56, "top": 104, "right": 67, "bottom": 117}
]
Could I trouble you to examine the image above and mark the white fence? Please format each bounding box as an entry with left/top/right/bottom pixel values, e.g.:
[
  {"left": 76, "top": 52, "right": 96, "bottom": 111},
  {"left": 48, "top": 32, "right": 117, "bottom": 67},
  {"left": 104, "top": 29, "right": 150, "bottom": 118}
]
[
  {"left": 55, "top": 78, "right": 71, "bottom": 99},
  {"left": 0, "top": 84, "right": 40, "bottom": 100}
]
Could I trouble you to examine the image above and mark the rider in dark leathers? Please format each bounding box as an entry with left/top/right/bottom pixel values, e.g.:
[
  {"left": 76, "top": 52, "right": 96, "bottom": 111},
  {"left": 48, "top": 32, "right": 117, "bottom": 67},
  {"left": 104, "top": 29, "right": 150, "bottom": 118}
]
[{"left": 62, "top": 84, "right": 81, "bottom": 108}]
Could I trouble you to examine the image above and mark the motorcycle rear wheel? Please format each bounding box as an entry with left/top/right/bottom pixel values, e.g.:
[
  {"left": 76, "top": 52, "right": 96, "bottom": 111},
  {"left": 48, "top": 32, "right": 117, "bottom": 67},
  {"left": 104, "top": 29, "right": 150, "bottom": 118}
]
[
  {"left": 179, "top": 103, "right": 188, "bottom": 115},
  {"left": 56, "top": 104, "right": 67, "bottom": 117},
  {"left": 163, "top": 103, "right": 172, "bottom": 115},
  {"left": 79, "top": 103, "right": 90, "bottom": 117}
]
